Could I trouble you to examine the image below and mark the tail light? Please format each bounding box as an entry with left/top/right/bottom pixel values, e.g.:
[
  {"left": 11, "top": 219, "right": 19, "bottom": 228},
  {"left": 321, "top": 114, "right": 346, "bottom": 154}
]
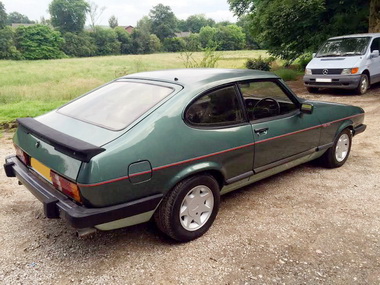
[
  {"left": 50, "top": 171, "right": 81, "bottom": 202},
  {"left": 14, "top": 144, "right": 30, "bottom": 166}
]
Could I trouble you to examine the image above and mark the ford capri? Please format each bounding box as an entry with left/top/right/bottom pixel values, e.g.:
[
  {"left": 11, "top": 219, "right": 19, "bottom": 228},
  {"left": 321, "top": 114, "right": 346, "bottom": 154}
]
[{"left": 4, "top": 69, "right": 366, "bottom": 242}]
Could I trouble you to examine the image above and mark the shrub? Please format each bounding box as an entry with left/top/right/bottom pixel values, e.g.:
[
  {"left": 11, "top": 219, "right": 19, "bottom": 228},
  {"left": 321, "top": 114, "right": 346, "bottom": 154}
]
[
  {"left": 92, "top": 27, "right": 121, "bottom": 56},
  {"left": 297, "top": 52, "right": 313, "bottom": 71},
  {"left": 273, "top": 68, "right": 300, "bottom": 81},
  {"left": 163, "top": 37, "right": 186, "bottom": 52},
  {"left": 62, "top": 32, "right": 97, "bottom": 57},
  {"left": 245, "top": 56, "right": 274, "bottom": 71},
  {"left": 0, "top": 26, "right": 22, "bottom": 60}
]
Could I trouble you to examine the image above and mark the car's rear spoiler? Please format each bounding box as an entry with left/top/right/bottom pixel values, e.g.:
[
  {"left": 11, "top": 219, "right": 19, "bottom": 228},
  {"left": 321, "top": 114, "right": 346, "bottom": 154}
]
[{"left": 17, "top": 118, "right": 105, "bottom": 163}]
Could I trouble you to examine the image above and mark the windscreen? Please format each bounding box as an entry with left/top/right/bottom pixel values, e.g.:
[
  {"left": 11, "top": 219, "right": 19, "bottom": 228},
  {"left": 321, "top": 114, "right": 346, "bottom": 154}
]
[
  {"left": 58, "top": 81, "right": 174, "bottom": 130},
  {"left": 316, "top": 37, "right": 370, "bottom": 57}
]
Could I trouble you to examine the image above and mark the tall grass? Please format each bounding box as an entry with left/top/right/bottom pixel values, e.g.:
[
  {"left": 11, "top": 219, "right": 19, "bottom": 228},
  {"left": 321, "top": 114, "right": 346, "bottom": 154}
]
[{"left": 0, "top": 50, "right": 269, "bottom": 124}]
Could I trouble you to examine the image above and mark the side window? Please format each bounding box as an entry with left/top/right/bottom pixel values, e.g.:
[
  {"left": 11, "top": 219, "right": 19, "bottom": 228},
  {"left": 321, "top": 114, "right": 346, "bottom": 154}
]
[
  {"left": 370, "top": 38, "right": 380, "bottom": 52},
  {"left": 186, "top": 86, "right": 245, "bottom": 127},
  {"left": 239, "top": 80, "right": 298, "bottom": 120}
]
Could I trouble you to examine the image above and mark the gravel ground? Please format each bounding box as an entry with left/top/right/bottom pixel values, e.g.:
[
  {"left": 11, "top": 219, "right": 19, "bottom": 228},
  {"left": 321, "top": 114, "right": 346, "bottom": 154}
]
[{"left": 1, "top": 82, "right": 379, "bottom": 284}]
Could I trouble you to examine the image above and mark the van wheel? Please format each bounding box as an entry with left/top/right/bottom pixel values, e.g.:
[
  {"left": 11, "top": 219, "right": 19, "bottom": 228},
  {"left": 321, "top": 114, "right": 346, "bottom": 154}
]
[
  {"left": 154, "top": 174, "right": 220, "bottom": 242},
  {"left": 355, "top": 74, "right": 369, "bottom": 95},
  {"left": 307, "top": 87, "right": 319, "bottom": 93}
]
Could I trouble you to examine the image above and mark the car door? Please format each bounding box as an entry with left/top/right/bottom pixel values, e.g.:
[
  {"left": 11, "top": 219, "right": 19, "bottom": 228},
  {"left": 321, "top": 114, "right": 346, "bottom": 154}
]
[
  {"left": 238, "top": 79, "right": 321, "bottom": 173},
  {"left": 369, "top": 37, "right": 380, "bottom": 83}
]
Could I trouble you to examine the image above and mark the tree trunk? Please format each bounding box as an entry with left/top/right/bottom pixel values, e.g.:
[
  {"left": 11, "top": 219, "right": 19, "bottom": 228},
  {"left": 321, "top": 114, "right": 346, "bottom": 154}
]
[{"left": 369, "top": 0, "right": 380, "bottom": 32}]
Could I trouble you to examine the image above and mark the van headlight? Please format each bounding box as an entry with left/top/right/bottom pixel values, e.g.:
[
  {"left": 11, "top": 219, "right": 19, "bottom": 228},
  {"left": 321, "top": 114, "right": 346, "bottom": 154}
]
[
  {"left": 342, "top": 68, "right": 359, "bottom": 75},
  {"left": 305, "top": 68, "right": 312, "bottom": 75}
]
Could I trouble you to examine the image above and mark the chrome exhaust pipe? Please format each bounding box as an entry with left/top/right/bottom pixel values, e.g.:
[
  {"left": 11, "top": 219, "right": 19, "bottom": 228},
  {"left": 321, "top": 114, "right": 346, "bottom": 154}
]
[{"left": 76, "top": 228, "right": 97, "bottom": 238}]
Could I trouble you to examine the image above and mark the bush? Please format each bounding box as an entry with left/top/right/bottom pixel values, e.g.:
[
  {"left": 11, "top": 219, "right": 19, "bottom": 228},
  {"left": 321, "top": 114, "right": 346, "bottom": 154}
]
[
  {"left": 0, "top": 26, "right": 22, "bottom": 60},
  {"left": 273, "top": 68, "right": 301, "bottom": 81},
  {"left": 297, "top": 52, "right": 313, "bottom": 71},
  {"left": 62, "top": 32, "right": 97, "bottom": 57},
  {"left": 92, "top": 27, "right": 121, "bottom": 56},
  {"left": 163, "top": 37, "right": 186, "bottom": 52},
  {"left": 245, "top": 56, "right": 274, "bottom": 71}
]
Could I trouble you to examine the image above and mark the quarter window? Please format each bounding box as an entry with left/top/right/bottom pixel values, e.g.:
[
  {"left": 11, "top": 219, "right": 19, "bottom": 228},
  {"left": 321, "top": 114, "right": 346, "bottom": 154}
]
[
  {"left": 370, "top": 38, "right": 380, "bottom": 52},
  {"left": 186, "top": 86, "right": 244, "bottom": 127}
]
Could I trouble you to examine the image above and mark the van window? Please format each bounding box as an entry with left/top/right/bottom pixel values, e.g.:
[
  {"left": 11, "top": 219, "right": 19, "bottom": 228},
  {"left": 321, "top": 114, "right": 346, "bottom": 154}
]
[
  {"left": 317, "top": 37, "right": 371, "bottom": 57},
  {"left": 370, "top": 38, "right": 380, "bottom": 52}
]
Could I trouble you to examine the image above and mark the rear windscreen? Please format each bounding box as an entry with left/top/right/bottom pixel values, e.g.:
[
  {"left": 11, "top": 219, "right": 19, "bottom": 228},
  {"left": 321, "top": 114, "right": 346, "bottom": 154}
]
[{"left": 58, "top": 81, "right": 174, "bottom": 131}]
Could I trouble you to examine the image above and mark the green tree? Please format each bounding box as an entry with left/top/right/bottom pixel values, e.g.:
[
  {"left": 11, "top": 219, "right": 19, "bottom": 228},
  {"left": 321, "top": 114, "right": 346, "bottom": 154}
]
[
  {"left": 199, "top": 26, "right": 217, "bottom": 48},
  {"left": 49, "top": 0, "right": 89, "bottom": 33},
  {"left": 62, "top": 31, "right": 96, "bottom": 57},
  {"left": 15, "top": 24, "right": 65, "bottom": 59},
  {"left": 149, "top": 34, "right": 162, "bottom": 52},
  {"left": 163, "top": 37, "right": 186, "bottom": 52},
  {"left": 229, "top": 0, "right": 369, "bottom": 61},
  {"left": 184, "top": 33, "right": 201, "bottom": 51},
  {"left": 149, "top": 4, "right": 177, "bottom": 40},
  {"left": 0, "top": 26, "right": 22, "bottom": 59},
  {"left": 6, "top": 12, "right": 34, "bottom": 25},
  {"left": 91, "top": 27, "right": 121, "bottom": 55},
  {"left": 115, "top": 27, "right": 133, "bottom": 54},
  {"left": 236, "top": 14, "right": 259, "bottom": 49},
  {"left": 0, "top": 1, "right": 6, "bottom": 29},
  {"left": 215, "top": 24, "right": 245, "bottom": 50},
  {"left": 109, "top": 15, "right": 118, "bottom": 29},
  {"left": 185, "top": 14, "right": 215, "bottom": 33},
  {"left": 131, "top": 28, "right": 153, "bottom": 54},
  {"left": 136, "top": 16, "right": 152, "bottom": 34}
]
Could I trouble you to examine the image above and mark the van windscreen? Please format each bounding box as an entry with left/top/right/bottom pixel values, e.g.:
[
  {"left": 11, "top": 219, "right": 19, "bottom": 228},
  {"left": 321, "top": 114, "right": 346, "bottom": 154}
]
[{"left": 316, "top": 37, "right": 370, "bottom": 57}]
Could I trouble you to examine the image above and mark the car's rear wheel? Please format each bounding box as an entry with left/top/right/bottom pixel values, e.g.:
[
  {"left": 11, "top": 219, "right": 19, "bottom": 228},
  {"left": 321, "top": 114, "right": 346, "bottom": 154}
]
[
  {"left": 307, "top": 87, "right": 319, "bottom": 93},
  {"left": 154, "top": 174, "right": 220, "bottom": 242},
  {"left": 355, "top": 74, "right": 369, "bottom": 95},
  {"left": 320, "top": 128, "right": 352, "bottom": 168}
]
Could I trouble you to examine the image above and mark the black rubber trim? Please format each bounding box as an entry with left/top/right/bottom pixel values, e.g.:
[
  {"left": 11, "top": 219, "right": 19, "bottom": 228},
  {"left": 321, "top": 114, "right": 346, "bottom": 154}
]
[
  {"left": 353, "top": 124, "right": 366, "bottom": 136},
  {"left": 5, "top": 155, "right": 163, "bottom": 228},
  {"left": 226, "top": 170, "right": 254, "bottom": 185},
  {"left": 17, "top": 117, "right": 105, "bottom": 162},
  {"left": 3, "top": 156, "right": 15, "bottom": 177},
  {"left": 316, "top": 142, "right": 334, "bottom": 151}
]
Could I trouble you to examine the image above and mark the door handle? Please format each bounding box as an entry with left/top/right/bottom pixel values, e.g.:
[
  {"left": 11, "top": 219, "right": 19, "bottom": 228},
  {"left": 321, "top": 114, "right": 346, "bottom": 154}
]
[{"left": 254, "top": 127, "right": 268, "bottom": 136}]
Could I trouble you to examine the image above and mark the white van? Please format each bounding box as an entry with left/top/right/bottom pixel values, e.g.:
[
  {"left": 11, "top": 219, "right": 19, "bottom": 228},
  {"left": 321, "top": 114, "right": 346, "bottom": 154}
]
[{"left": 304, "top": 33, "right": 380, "bottom": 94}]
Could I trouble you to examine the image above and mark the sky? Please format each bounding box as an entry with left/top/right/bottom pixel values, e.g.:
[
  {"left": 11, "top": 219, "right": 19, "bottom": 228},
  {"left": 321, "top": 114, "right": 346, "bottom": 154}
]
[{"left": 1, "top": 0, "right": 237, "bottom": 26}]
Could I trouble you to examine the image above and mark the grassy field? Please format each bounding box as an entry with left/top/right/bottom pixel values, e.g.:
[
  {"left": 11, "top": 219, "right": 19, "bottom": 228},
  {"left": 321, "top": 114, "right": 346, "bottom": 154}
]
[{"left": 0, "top": 50, "right": 294, "bottom": 125}]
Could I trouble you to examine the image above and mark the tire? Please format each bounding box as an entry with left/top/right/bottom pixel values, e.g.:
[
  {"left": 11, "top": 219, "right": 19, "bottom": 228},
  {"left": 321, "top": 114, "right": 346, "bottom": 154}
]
[
  {"left": 307, "top": 87, "right": 319, "bottom": 93},
  {"left": 320, "top": 129, "right": 352, "bottom": 168},
  {"left": 154, "top": 174, "right": 220, "bottom": 242},
  {"left": 355, "top": 74, "right": 369, "bottom": 95}
]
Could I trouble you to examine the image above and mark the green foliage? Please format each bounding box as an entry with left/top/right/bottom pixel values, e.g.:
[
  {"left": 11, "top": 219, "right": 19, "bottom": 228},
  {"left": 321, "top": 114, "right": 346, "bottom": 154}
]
[
  {"left": 150, "top": 4, "right": 177, "bottom": 40},
  {"left": 109, "top": 15, "right": 118, "bottom": 29},
  {"left": 199, "top": 26, "right": 217, "bottom": 48},
  {"left": 236, "top": 14, "right": 260, "bottom": 49},
  {"left": 6, "top": 11, "right": 34, "bottom": 25},
  {"left": 131, "top": 28, "right": 152, "bottom": 54},
  {"left": 62, "top": 32, "right": 96, "bottom": 57},
  {"left": 296, "top": 52, "right": 313, "bottom": 71},
  {"left": 92, "top": 27, "right": 121, "bottom": 56},
  {"left": 115, "top": 27, "right": 133, "bottom": 54},
  {"left": 0, "top": 1, "right": 6, "bottom": 29},
  {"left": 163, "top": 37, "right": 186, "bottom": 52},
  {"left": 0, "top": 26, "right": 22, "bottom": 59},
  {"left": 15, "top": 25, "right": 65, "bottom": 60},
  {"left": 215, "top": 24, "right": 245, "bottom": 50},
  {"left": 136, "top": 16, "right": 152, "bottom": 34},
  {"left": 184, "top": 14, "right": 215, "bottom": 33},
  {"left": 180, "top": 47, "right": 222, "bottom": 68},
  {"left": 273, "top": 68, "right": 301, "bottom": 81},
  {"left": 149, "top": 34, "right": 162, "bottom": 53},
  {"left": 245, "top": 56, "right": 273, "bottom": 71},
  {"left": 229, "top": 0, "right": 369, "bottom": 61},
  {"left": 184, "top": 34, "right": 201, "bottom": 51},
  {"left": 49, "top": 0, "right": 89, "bottom": 33}
]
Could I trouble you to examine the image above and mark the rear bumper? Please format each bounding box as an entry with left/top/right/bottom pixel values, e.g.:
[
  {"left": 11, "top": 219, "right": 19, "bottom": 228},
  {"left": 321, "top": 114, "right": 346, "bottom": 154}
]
[
  {"left": 303, "top": 74, "right": 361, "bottom": 89},
  {"left": 4, "top": 155, "right": 162, "bottom": 229}
]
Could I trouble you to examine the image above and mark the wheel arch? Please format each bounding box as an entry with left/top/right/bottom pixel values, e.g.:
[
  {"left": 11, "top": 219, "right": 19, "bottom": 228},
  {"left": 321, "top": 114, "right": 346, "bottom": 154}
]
[
  {"left": 335, "top": 120, "right": 354, "bottom": 140},
  {"left": 362, "top": 69, "right": 371, "bottom": 85}
]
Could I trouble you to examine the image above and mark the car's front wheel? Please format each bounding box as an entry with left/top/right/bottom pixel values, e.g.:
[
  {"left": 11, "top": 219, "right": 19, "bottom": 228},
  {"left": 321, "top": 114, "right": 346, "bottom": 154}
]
[
  {"left": 154, "top": 174, "right": 220, "bottom": 242},
  {"left": 355, "top": 74, "right": 369, "bottom": 95},
  {"left": 321, "top": 128, "right": 352, "bottom": 168}
]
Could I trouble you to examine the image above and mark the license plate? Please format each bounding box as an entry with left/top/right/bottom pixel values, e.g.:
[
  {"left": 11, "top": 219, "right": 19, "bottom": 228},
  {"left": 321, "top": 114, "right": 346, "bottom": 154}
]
[
  {"left": 316, "top": 78, "right": 332, "bottom": 83},
  {"left": 30, "top": 158, "right": 52, "bottom": 182}
]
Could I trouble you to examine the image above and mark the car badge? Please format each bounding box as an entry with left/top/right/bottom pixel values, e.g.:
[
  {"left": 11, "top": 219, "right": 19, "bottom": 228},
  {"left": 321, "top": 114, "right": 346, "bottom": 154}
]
[{"left": 322, "top": 69, "right": 328, "bottom": 75}]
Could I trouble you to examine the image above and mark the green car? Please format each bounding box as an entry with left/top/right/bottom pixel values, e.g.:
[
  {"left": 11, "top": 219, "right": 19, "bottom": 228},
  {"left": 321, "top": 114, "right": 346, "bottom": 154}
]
[{"left": 4, "top": 69, "right": 366, "bottom": 242}]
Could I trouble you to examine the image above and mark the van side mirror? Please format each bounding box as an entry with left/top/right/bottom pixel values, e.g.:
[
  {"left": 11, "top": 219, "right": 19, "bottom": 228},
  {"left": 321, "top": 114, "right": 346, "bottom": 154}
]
[
  {"left": 371, "top": 50, "right": 379, "bottom": 58},
  {"left": 301, "top": 103, "right": 314, "bottom": 114}
]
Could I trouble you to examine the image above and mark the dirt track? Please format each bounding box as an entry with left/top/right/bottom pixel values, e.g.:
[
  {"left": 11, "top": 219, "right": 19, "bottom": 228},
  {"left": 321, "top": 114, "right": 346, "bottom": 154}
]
[{"left": 0, "top": 82, "right": 379, "bottom": 284}]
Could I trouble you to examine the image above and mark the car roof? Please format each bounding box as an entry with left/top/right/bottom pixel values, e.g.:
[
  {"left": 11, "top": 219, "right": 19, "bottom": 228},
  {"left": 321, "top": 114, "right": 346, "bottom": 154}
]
[
  {"left": 328, "top": 33, "right": 380, "bottom": 40},
  {"left": 121, "top": 68, "right": 278, "bottom": 88}
]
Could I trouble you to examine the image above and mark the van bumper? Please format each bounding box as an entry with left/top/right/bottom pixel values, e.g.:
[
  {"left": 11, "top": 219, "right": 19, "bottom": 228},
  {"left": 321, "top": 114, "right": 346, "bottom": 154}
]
[
  {"left": 4, "top": 155, "right": 163, "bottom": 229},
  {"left": 303, "top": 74, "right": 361, "bottom": 89}
]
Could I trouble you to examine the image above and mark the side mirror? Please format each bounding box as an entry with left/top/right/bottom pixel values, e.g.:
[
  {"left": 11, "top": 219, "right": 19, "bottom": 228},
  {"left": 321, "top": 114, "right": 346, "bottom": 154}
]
[
  {"left": 371, "top": 50, "right": 379, "bottom": 58},
  {"left": 301, "top": 103, "right": 314, "bottom": 114}
]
